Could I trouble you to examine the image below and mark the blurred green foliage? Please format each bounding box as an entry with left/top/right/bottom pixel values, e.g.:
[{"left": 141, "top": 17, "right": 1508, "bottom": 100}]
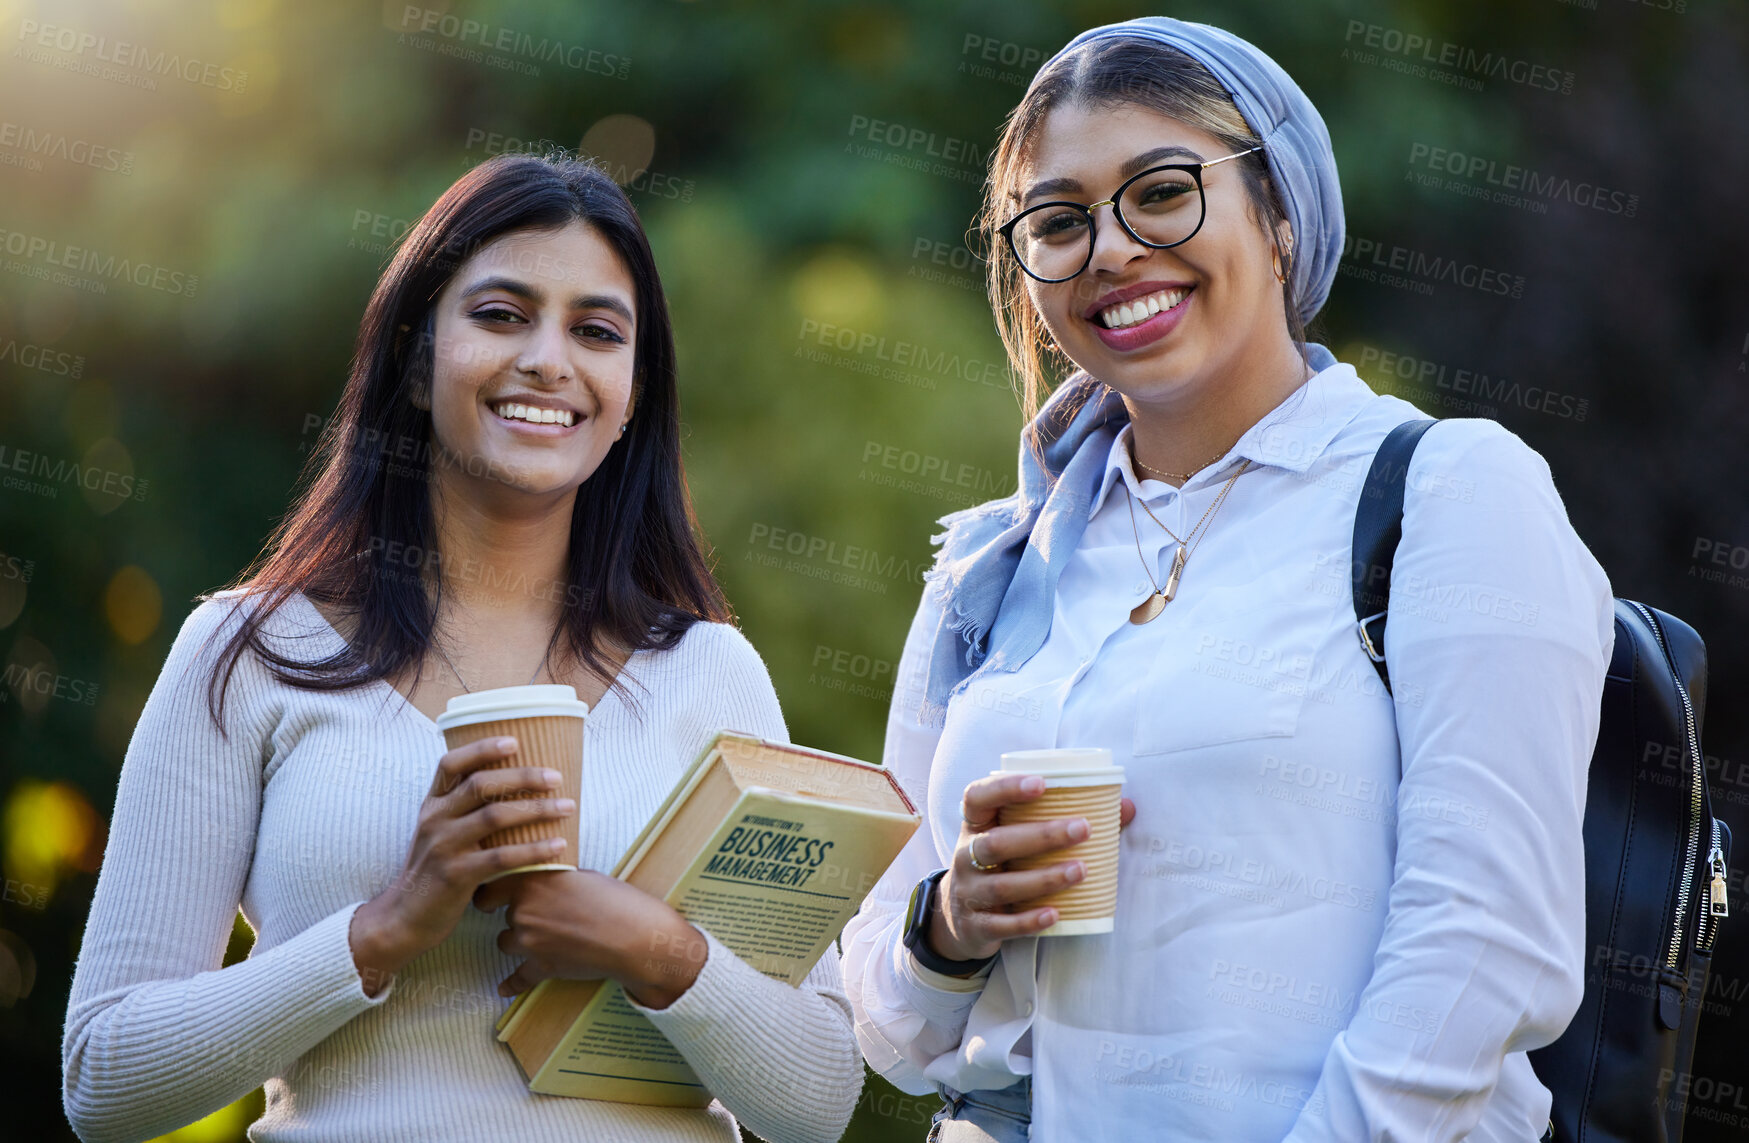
[{"left": 3, "top": 0, "right": 1746, "bottom": 1140}]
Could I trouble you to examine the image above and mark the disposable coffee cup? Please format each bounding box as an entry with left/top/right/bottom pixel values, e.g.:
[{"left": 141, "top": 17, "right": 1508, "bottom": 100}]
[
  {"left": 995, "top": 747, "right": 1124, "bottom": 936},
  {"left": 435, "top": 684, "right": 589, "bottom": 882}
]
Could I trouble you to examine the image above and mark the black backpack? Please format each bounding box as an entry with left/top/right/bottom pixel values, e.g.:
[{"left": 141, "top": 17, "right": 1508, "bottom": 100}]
[{"left": 1353, "top": 418, "right": 1731, "bottom": 1143}]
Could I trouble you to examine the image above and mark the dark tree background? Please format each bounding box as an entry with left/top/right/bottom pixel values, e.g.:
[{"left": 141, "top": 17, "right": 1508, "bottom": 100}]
[{"left": 2, "top": 1, "right": 1745, "bottom": 1139}]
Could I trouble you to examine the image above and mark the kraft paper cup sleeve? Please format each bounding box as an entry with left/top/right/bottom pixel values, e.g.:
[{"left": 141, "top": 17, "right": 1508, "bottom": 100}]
[
  {"left": 436, "top": 685, "right": 588, "bottom": 881},
  {"left": 996, "top": 748, "right": 1123, "bottom": 936}
]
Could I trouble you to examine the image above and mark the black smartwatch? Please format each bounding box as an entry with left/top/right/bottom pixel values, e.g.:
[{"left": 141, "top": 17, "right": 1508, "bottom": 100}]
[{"left": 902, "top": 868, "right": 997, "bottom": 977}]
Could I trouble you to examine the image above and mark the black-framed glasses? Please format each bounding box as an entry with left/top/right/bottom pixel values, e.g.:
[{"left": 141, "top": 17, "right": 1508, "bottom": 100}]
[{"left": 997, "top": 145, "right": 1265, "bottom": 283}]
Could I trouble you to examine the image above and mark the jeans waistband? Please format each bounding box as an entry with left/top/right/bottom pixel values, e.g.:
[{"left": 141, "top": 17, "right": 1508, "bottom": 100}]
[{"left": 939, "top": 1076, "right": 1032, "bottom": 1119}]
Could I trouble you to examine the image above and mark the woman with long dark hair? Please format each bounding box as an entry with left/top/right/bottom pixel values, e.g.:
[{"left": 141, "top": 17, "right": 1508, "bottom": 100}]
[
  {"left": 842, "top": 17, "right": 1611, "bottom": 1143},
  {"left": 62, "top": 153, "right": 861, "bottom": 1143}
]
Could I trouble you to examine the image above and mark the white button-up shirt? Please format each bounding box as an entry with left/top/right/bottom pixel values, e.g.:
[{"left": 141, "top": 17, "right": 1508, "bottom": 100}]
[{"left": 842, "top": 361, "right": 1615, "bottom": 1142}]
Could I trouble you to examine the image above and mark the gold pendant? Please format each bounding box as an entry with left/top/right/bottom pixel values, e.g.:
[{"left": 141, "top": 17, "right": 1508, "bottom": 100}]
[
  {"left": 1161, "top": 544, "right": 1187, "bottom": 602},
  {"left": 1130, "top": 593, "right": 1166, "bottom": 624}
]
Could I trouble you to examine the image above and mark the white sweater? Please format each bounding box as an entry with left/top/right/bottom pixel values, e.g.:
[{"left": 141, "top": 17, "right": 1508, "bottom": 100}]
[{"left": 62, "top": 591, "right": 864, "bottom": 1143}]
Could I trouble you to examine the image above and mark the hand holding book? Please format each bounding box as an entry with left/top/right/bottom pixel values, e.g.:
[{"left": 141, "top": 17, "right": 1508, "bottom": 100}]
[
  {"left": 490, "top": 730, "right": 921, "bottom": 1104},
  {"left": 473, "top": 869, "right": 707, "bottom": 1009}
]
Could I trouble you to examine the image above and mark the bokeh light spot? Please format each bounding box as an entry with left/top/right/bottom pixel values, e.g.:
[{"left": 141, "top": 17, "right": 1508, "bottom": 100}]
[
  {"left": 580, "top": 114, "right": 657, "bottom": 187},
  {"left": 2, "top": 779, "right": 101, "bottom": 904},
  {"left": 214, "top": 0, "right": 280, "bottom": 30},
  {"left": 4, "top": 634, "right": 58, "bottom": 718},
  {"left": 147, "top": 1091, "right": 264, "bottom": 1142},
  {"left": 105, "top": 566, "right": 163, "bottom": 646},
  {"left": 0, "top": 930, "right": 37, "bottom": 1008},
  {"left": 78, "top": 438, "right": 137, "bottom": 516},
  {"left": 789, "top": 248, "right": 887, "bottom": 331}
]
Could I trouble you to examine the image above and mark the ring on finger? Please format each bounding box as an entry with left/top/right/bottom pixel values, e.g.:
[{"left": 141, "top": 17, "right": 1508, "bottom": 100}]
[{"left": 968, "top": 834, "right": 1000, "bottom": 873}]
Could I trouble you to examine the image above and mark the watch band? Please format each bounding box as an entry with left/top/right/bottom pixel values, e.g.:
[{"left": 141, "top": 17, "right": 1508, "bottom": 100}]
[{"left": 903, "top": 868, "right": 998, "bottom": 977}]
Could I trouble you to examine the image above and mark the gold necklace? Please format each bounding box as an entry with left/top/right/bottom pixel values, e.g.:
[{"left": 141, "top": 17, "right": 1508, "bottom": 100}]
[
  {"left": 1133, "top": 443, "right": 1231, "bottom": 484},
  {"left": 432, "top": 620, "right": 563, "bottom": 693},
  {"left": 1125, "top": 459, "right": 1251, "bottom": 624}
]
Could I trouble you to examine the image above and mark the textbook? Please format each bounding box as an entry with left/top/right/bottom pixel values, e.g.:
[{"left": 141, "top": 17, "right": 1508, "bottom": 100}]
[{"left": 493, "top": 730, "right": 920, "bottom": 1104}]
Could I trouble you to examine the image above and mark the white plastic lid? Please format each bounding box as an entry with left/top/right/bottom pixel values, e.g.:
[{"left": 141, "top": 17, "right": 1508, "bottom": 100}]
[
  {"left": 1000, "top": 747, "right": 1115, "bottom": 773},
  {"left": 434, "top": 683, "right": 589, "bottom": 730},
  {"left": 997, "top": 747, "right": 1123, "bottom": 786}
]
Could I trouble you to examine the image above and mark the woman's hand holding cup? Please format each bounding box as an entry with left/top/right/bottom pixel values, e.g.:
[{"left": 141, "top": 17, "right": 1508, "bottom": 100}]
[
  {"left": 348, "top": 735, "right": 577, "bottom": 995},
  {"left": 928, "top": 772, "right": 1136, "bottom": 965}
]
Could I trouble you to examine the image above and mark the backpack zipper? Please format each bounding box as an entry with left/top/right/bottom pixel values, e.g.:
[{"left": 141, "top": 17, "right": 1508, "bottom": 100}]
[
  {"left": 1699, "top": 819, "right": 1727, "bottom": 953},
  {"left": 1626, "top": 601, "right": 1706, "bottom": 973}
]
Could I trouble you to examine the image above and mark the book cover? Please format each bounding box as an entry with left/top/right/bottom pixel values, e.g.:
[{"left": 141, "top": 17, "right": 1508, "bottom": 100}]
[{"left": 494, "top": 730, "right": 919, "bottom": 1104}]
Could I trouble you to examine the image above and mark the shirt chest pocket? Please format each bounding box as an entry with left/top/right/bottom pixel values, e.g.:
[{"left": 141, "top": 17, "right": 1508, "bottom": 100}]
[{"left": 1132, "top": 578, "right": 1337, "bottom": 757}]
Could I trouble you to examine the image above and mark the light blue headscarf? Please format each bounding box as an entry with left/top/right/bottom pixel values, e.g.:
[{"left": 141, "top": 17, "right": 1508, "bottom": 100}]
[{"left": 916, "top": 17, "right": 1345, "bottom": 727}]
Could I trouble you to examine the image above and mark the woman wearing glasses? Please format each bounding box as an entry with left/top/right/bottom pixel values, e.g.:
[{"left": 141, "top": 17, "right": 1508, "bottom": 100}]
[{"left": 842, "top": 17, "right": 1612, "bottom": 1143}]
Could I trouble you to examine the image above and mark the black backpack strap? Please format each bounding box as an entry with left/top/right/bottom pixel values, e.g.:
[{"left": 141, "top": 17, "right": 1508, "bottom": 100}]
[{"left": 1352, "top": 418, "right": 1439, "bottom": 693}]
